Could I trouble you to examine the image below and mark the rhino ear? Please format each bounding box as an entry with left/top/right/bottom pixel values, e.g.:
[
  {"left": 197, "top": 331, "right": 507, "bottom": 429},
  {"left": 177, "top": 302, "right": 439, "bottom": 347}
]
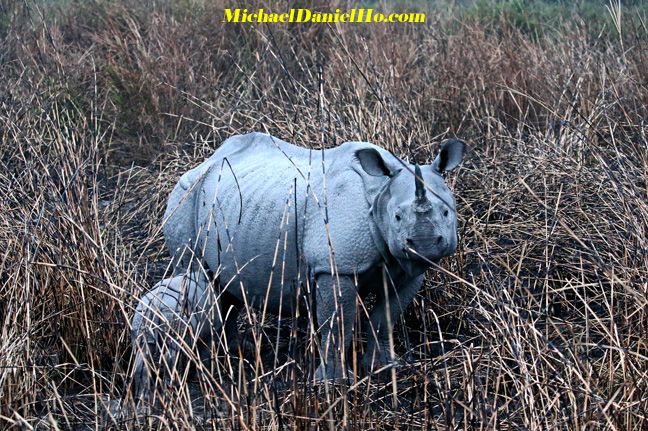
[
  {"left": 433, "top": 139, "right": 466, "bottom": 173},
  {"left": 357, "top": 148, "right": 391, "bottom": 177}
]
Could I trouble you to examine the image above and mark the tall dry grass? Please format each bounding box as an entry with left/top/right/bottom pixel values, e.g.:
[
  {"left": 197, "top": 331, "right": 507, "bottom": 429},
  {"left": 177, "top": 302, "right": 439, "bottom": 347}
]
[{"left": 0, "top": 0, "right": 646, "bottom": 429}]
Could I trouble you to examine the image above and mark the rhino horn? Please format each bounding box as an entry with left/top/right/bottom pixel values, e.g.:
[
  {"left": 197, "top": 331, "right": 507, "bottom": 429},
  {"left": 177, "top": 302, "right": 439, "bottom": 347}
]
[
  {"left": 414, "top": 164, "right": 425, "bottom": 201},
  {"left": 414, "top": 164, "right": 432, "bottom": 211}
]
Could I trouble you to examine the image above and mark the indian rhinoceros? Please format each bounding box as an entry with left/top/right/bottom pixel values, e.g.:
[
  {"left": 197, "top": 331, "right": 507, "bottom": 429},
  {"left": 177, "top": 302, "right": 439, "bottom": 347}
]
[{"left": 132, "top": 131, "right": 465, "bottom": 388}]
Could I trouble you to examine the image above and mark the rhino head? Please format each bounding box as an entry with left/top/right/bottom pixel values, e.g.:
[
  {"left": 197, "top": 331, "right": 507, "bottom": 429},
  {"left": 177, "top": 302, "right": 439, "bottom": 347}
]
[{"left": 359, "top": 139, "right": 466, "bottom": 274}]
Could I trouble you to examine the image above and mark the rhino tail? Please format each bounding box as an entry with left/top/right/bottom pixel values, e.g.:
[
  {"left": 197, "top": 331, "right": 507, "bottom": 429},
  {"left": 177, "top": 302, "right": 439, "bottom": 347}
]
[{"left": 164, "top": 161, "right": 217, "bottom": 271}]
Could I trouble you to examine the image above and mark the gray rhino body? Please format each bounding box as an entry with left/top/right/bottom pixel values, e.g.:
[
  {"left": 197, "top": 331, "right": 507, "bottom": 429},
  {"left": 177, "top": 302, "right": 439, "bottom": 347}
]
[{"left": 134, "top": 132, "right": 464, "bottom": 385}]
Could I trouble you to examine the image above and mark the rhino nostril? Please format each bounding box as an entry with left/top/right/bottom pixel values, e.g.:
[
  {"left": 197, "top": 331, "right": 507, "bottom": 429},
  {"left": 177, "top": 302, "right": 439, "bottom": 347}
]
[{"left": 436, "top": 236, "right": 443, "bottom": 245}]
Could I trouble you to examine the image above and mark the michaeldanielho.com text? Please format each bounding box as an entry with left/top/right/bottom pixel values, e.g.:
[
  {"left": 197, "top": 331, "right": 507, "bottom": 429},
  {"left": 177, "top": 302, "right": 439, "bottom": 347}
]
[{"left": 223, "top": 8, "right": 426, "bottom": 24}]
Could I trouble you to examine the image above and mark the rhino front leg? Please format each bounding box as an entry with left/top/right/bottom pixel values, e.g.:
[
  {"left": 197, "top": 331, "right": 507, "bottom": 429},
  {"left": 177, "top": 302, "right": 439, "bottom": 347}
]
[
  {"left": 362, "top": 274, "right": 424, "bottom": 371},
  {"left": 314, "top": 274, "right": 357, "bottom": 381}
]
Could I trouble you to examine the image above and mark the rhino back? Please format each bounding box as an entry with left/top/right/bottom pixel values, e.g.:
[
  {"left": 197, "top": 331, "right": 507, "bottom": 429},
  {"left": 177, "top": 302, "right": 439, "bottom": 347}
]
[{"left": 163, "top": 133, "right": 290, "bottom": 267}]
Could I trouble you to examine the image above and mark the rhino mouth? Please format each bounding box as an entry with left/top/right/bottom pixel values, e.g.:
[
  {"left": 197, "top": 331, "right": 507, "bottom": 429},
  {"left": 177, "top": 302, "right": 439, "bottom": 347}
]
[
  {"left": 397, "top": 247, "right": 440, "bottom": 276},
  {"left": 402, "top": 246, "right": 441, "bottom": 265}
]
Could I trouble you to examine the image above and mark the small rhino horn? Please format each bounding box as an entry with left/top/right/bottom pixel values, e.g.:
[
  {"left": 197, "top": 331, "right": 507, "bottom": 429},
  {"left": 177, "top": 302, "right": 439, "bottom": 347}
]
[{"left": 414, "top": 165, "right": 425, "bottom": 202}]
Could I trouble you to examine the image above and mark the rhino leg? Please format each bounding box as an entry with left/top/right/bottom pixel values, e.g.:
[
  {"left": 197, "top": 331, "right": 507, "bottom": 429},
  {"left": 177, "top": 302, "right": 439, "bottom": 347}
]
[
  {"left": 362, "top": 274, "right": 424, "bottom": 371},
  {"left": 314, "top": 274, "right": 358, "bottom": 381},
  {"left": 194, "top": 292, "right": 240, "bottom": 380}
]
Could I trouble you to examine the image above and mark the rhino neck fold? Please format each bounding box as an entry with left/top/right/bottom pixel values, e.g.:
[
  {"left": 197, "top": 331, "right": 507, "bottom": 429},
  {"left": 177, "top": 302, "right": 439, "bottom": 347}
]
[
  {"left": 367, "top": 210, "right": 391, "bottom": 265},
  {"left": 368, "top": 177, "right": 395, "bottom": 266}
]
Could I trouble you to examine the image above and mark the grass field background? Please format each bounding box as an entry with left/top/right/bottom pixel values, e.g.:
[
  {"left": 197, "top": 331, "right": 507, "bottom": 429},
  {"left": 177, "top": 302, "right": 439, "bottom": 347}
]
[{"left": 0, "top": 0, "right": 646, "bottom": 429}]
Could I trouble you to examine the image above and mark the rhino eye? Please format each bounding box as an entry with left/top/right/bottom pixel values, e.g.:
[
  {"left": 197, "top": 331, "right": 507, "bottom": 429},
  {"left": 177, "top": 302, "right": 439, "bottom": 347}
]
[
  {"left": 443, "top": 209, "right": 449, "bottom": 217},
  {"left": 395, "top": 214, "right": 401, "bottom": 221}
]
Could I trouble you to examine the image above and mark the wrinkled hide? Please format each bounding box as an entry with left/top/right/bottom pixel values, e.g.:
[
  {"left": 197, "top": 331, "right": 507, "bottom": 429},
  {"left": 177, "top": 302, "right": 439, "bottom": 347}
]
[{"left": 133, "top": 132, "right": 464, "bottom": 387}]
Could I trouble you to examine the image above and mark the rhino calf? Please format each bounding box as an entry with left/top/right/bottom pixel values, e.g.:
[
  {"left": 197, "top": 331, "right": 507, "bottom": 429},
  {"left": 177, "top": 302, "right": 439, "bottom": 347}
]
[
  {"left": 130, "top": 270, "right": 224, "bottom": 399},
  {"left": 158, "top": 132, "right": 465, "bottom": 380}
]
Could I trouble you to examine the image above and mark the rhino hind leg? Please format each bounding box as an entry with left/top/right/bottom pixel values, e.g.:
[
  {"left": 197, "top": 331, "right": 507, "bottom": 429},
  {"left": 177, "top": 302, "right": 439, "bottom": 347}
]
[{"left": 219, "top": 292, "right": 242, "bottom": 354}]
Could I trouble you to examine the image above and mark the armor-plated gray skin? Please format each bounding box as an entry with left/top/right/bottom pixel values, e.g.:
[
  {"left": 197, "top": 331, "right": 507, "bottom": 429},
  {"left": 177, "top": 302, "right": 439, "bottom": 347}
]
[{"left": 161, "top": 132, "right": 465, "bottom": 380}]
